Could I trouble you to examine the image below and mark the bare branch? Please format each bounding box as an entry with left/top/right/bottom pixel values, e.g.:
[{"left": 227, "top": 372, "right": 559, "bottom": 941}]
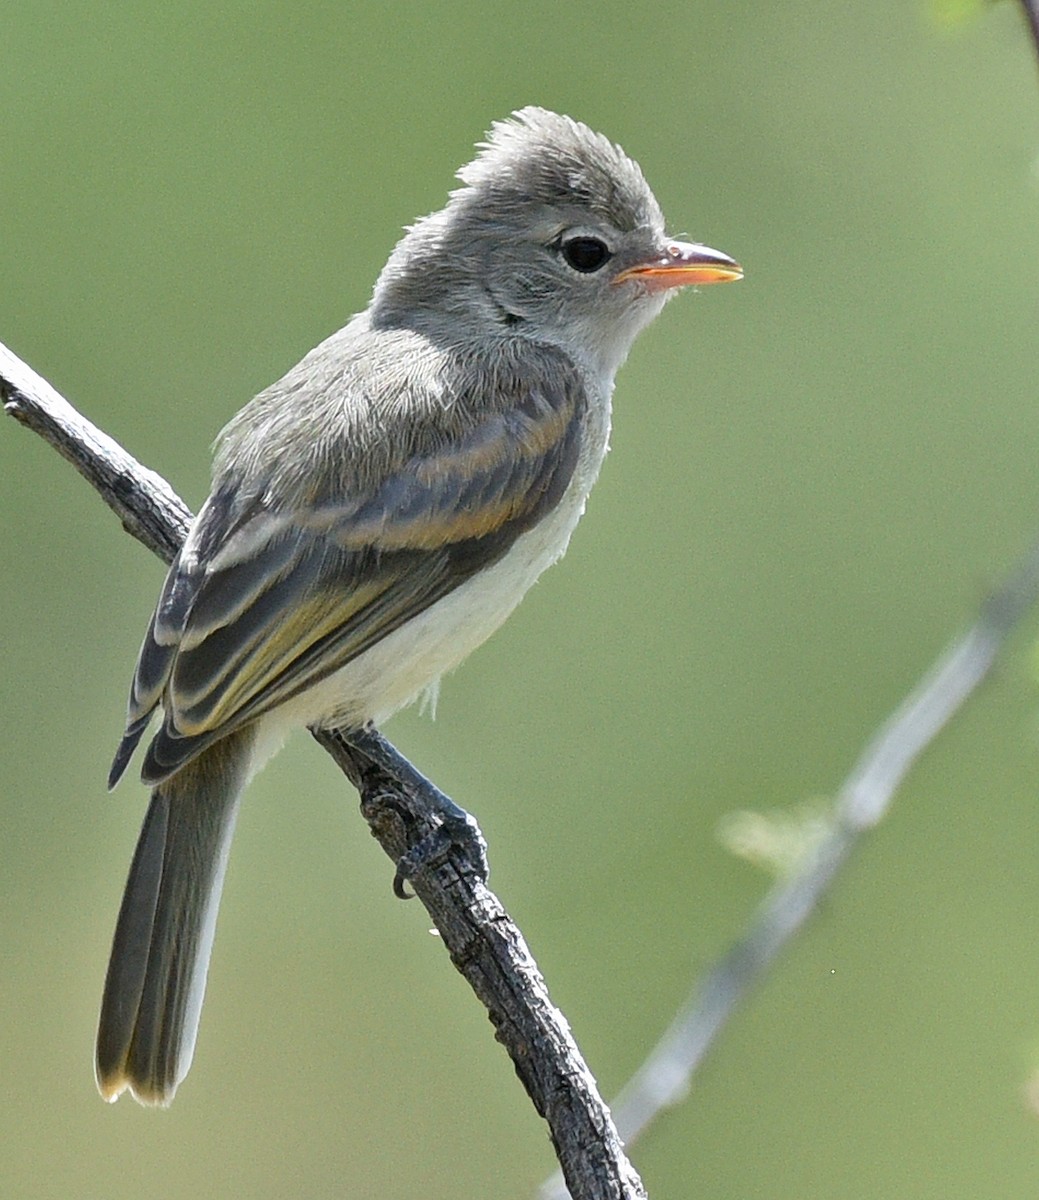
[
  {"left": 537, "top": 532, "right": 1039, "bottom": 1200},
  {"left": 0, "top": 343, "right": 190, "bottom": 564},
  {"left": 1, "top": 339, "right": 643, "bottom": 1200},
  {"left": 615, "top": 552, "right": 1039, "bottom": 1136}
]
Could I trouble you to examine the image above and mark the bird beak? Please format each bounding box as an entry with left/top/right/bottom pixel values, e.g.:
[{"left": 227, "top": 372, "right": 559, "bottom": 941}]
[{"left": 614, "top": 241, "right": 743, "bottom": 291}]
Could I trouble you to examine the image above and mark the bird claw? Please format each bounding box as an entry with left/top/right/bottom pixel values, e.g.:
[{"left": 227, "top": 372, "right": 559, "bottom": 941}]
[{"left": 393, "top": 808, "right": 490, "bottom": 898}]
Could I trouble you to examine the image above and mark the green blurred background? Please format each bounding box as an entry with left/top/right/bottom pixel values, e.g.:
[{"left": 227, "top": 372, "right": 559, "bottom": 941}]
[{"left": 4, "top": 1, "right": 1039, "bottom": 1196}]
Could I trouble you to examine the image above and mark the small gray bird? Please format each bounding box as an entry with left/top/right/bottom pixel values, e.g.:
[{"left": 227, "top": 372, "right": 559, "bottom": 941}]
[{"left": 96, "top": 106, "right": 741, "bottom": 1106}]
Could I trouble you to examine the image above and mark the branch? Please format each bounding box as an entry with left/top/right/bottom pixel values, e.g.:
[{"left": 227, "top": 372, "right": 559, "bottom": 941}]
[
  {"left": 626, "top": 554, "right": 1039, "bottom": 1125},
  {"left": 521, "top": 543, "right": 1039, "bottom": 1200},
  {"left": 536, "top": 556, "right": 1039, "bottom": 1200},
  {"left": 0, "top": 344, "right": 190, "bottom": 564},
  {"left": 1, "top": 340, "right": 644, "bottom": 1200}
]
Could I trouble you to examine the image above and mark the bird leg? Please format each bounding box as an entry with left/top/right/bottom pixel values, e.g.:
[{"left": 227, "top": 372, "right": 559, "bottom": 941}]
[{"left": 343, "top": 725, "right": 490, "bottom": 896}]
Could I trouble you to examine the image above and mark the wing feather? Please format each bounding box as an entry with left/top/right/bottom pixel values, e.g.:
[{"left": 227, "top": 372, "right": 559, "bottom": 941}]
[{"left": 113, "top": 370, "right": 586, "bottom": 787}]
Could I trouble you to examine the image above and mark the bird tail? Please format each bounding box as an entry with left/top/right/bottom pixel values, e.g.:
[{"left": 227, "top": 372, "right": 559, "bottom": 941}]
[{"left": 95, "top": 729, "right": 252, "bottom": 1106}]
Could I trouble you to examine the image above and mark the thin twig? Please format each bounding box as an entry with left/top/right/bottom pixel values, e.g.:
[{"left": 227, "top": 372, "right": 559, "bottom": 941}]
[
  {"left": 538, "top": 555, "right": 1039, "bottom": 1198},
  {"left": 1, "top": 339, "right": 644, "bottom": 1200},
  {"left": 0, "top": 344, "right": 190, "bottom": 564},
  {"left": 615, "top": 551, "right": 1039, "bottom": 1138},
  {"left": 535, "top": 558, "right": 1039, "bottom": 1198}
]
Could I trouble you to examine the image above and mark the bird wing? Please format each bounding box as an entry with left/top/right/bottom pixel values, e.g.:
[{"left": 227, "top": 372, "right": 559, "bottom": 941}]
[{"left": 110, "top": 373, "right": 585, "bottom": 787}]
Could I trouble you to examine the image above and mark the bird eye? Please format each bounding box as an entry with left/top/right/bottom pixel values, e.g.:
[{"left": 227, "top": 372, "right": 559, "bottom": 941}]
[{"left": 559, "top": 236, "right": 611, "bottom": 274}]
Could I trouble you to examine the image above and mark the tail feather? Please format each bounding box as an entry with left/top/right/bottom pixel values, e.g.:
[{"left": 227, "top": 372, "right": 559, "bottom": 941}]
[{"left": 96, "top": 729, "right": 251, "bottom": 1106}]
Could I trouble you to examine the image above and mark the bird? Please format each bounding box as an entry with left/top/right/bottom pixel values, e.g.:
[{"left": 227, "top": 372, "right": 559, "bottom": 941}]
[{"left": 95, "top": 105, "right": 742, "bottom": 1106}]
